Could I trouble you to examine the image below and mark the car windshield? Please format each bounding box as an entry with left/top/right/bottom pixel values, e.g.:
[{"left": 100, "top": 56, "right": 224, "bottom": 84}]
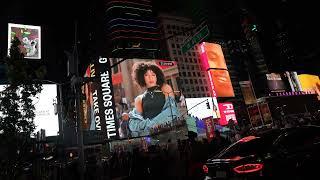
[{"left": 217, "top": 129, "right": 281, "bottom": 158}]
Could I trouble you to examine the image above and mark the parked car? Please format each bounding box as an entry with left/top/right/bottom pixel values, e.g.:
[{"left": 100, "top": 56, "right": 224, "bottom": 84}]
[{"left": 203, "top": 125, "right": 320, "bottom": 179}]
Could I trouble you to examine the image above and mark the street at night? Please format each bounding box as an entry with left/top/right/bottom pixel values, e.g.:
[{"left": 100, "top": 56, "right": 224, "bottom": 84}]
[{"left": 0, "top": 0, "right": 319, "bottom": 179}]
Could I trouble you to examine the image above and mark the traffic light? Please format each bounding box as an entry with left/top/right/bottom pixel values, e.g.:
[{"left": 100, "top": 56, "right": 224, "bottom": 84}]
[{"left": 206, "top": 100, "right": 210, "bottom": 109}]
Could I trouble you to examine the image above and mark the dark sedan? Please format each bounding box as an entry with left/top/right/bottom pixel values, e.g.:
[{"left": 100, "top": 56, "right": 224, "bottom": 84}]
[{"left": 203, "top": 125, "right": 320, "bottom": 179}]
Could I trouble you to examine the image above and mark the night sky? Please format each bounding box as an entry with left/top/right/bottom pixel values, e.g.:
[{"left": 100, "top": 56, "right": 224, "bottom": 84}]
[{"left": 1, "top": 0, "right": 319, "bottom": 82}]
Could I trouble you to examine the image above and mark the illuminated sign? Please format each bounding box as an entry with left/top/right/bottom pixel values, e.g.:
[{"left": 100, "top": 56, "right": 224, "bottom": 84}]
[
  {"left": 208, "top": 70, "right": 234, "bottom": 97},
  {"left": 199, "top": 42, "right": 227, "bottom": 70},
  {"left": 218, "top": 102, "right": 237, "bottom": 126},
  {"left": 185, "top": 97, "right": 220, "bottom": 120},
  {"left": 8, "top": 23, "right": 41, "bottom": 59}
]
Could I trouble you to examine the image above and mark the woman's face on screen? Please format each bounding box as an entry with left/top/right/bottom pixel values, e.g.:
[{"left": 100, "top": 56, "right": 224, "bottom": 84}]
[{"left": 144, "top": 70, "right": 157, "bottom": 88}]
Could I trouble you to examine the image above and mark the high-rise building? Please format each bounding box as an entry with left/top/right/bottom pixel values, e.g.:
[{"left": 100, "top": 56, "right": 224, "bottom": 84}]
[
  {"left": 158, "top": 13, "right": 212, "bottom": 98},
  {"left": 105, "top": 0, "right": 161, "bottom": 58}
]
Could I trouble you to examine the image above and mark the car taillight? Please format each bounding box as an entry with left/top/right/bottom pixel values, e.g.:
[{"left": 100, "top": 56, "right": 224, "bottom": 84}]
[
  {"left": 203, "top": 164, "right": 209, "bottom": 174},
  {"left": 233, "top": 163, "right": 263, "bottom": 174}
]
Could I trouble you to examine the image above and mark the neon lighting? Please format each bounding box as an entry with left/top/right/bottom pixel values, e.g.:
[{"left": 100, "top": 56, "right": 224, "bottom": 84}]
[
  {"left": 108, "top": 18, "right": 156, "bottom": 25},
  {"left": 233, "top": 163, "right": 264, "bottom": 174},
  {"left": 111, "top": 36, "right": 160, "bottom": 41},
  {"left": 110, "top": 29, "right": 159, "bottom": 35},
  {"left": 106, "top": 6, "right": 152, "bottom": 13},
  {"left": 106, "top": 1, "right": 152, "bottom": 8},
  {"left": 109, "top": 23, "right": 157, "bottom": 29}
]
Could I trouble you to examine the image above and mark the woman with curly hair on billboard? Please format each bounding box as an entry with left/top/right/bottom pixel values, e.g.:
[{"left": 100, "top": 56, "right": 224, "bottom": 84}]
[{"left": 128, "top": 62, "right": 180, "bottom": 137}]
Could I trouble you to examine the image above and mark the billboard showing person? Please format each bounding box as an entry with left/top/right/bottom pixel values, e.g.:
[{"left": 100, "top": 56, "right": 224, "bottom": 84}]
[
  {"left": 208, "top": 70, "right": 235, "bottom": 97},
  {"left": 8, "top": 23, "right": 41, "bottom": 59},
  {"left": 199, "top": 42, "right": 227, "bottom": 70}
]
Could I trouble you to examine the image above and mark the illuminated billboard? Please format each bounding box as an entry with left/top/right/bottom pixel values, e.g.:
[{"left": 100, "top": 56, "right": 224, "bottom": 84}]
[
  {"left": 239, "top": 81, "right": 256, "bottom": 105},
  {"left": 266, "top": 73, "right": 286, "bottom": 93},
  {"left": 298, "top": 74, "right": 320, "bottom": 96},
  {"left": 185, "top": 97, "right": 220, "bottom": 120},
  {"left": 247, "top": 105, "right": 263, "bottom": 128},
  {"left": 199, "top": 42, "right": 227, "bottom": 70},
  {"left": 218, "top": 102, "right": 237, "bottom": 126},
  {"left": 82, "top": 58, "right": 187, "bottom": 139},
  {"left": 8, "top": 23, "right": 41, "bottom": 59},
  {"left": 0, "top": 84, "right": 58, "bottom": 136},
  {"left": 208, "top": 70, "right": 234, "bottom": 97}
]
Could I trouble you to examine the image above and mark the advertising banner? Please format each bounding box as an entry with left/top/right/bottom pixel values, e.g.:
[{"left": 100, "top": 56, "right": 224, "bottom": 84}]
[
  {"left": 218, "top": 102, "right": 237, "bottom": 126},
  {"left": 0, "top": 84, "right": 58, "bottom": 136},
  {"left": 208, "top": 70, "right": 234, "bottom": 97},
  {"left": 298, "top": 74, "right": 320, "bottom": 96},
  {"left": 259, "top": 103, "right": 272, "bottom": 125},
  {"left": 203, "top": 116, "right": 215, "bottom": 141},
  {"left": 185, "top": 97, "right": 220, "bottom": 120},
  {"left": 8, "top": 23, "right": 41, "bottom": 59},
  {"left": 199, "top": 42, "right": 227, "bottom": 70},
  {"left": 266, "top": 73, "right": 286, "bottom": 93},
  {"left": 108, "top": 58, "right": 185, "bottom": 138},
  {"left": 247, "top": 105, "right": 263, "bottom": 128},
  {"left": 239, "top": 81, "right": 256, "bottom": 105}
]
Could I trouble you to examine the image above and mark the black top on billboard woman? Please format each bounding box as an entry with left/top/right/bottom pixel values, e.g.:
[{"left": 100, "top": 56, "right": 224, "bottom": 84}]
[
  {"left": 128, "top": 62, "right": 180, "bottom": 136},
  {"left": 142, "top": 85, "right": 165, "bottom": 119}
]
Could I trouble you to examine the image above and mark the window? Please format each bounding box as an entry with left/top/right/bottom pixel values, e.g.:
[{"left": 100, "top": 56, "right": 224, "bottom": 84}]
[
  {"left": 183, "top": 72, "right": 186, "bottom": 76},
  {"left": 190, "top": 79, "right": 193, "bottom": 84},
  {"left": 184, "top": 79, "right": 188, "bottom": 84},
  {"left": 205, "top": 87, "right": 208, "bottom": 91},
  {"left": 197, "top": 72, "right": 201, "bottom": 77},
  {"left": 194, "top": 79, "right": 198, "bottom": 84},
  {"left": 178, "top": 50, "right": 182, "bottom": 55},
  {"left": 193, "top": 72, "right": 196, "bottom": 76},
  {"left": 188, "top": 52, "right": 191, "bottom": 56},
  {"left": 188, "top": 72, "right": 191, "bottom": 76},
  {"left": 192, "top": 52, "right": 196, "bottom": 56},
  {"left": 201, "top": 87, "right": 204, "bottom": 91},
  {"left": 196, "top": 87, "right": 199, "bottom": 91},
  {"left": 167, "top": 24, "right": 171, "bottom": 29},
  {"left": 176, "top": 44, "right": 180, "bottom": 48},
  {"left": 171, "top": 44, "right": 175, "bottom": 48},
  {"left": 191, "top": 66, "right": 195, "bottom": 70},
  {"left": 173, "top": 50, "right": 177, "bottom": 55}
]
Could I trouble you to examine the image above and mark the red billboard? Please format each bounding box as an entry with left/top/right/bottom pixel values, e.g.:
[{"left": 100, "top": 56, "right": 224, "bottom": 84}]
[{"left": 218, "top": 102, "right": 237, "bottom": 126}]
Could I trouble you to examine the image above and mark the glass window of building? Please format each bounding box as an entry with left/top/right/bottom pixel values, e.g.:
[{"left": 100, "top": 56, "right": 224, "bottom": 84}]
[
  {"left": 171, "top": 44, "right": 175, "bottom": 48},
  {"left": 178, "top": 50, "right": 182, "bottom": 55},
  {"left": 173, "top": 50, "right": 177, "bottom": 55},
  {"left": 196, "top": 87, "right": 199, "bottom": 91},
  {"left": 192, "top": 52, "right": 196, "bottom": 56},
  {"left": 190, "top": 79, "right": 193, "bottom": 84},
  {"left": 201, "top": 87, "right": 204, "bottom": 91},
  {"left": 188, "top": 72, "right": 191, "bottom": 76},
  {"left": 195, "top": 79, "right": 198, "bottom": 84},
  {"left": 193, "top": 72, "right": 196, "bottom": 76},
  {"left": 205, "top": 87, "right": 208, "bottom": 91},
  {"left": 167, "top": 24, "right": 171, "bottom": 29},
  {"left": 197, "top": 72, "right": 201, "bottom": 77},
  {"left": 191, "top": 66, "right": 195, "bottom": 70},
  {"left": 184, "top": 79, "right": 188, "bottom": 84},
  {"left": 183, "top": 72, "right": 186, "bottom": 76},
  {"left": 176, "top": 44, "right": 180, "bottom": 48}
]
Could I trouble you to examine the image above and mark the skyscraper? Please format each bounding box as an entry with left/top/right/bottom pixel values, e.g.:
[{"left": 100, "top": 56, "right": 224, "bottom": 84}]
[
  {"left": 105, "top": 0, "right": 161, "bottom": 58},
  {"left": 158, "top": 13, "right": 212, "bottom": 98}
]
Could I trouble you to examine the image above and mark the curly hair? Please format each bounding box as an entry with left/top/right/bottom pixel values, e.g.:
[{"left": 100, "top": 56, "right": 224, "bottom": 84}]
[{"left": 132, "top": 62, "right": 165, "bottom": 88}]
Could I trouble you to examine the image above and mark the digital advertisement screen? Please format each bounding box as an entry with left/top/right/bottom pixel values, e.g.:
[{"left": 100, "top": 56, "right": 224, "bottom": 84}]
[
  {"left": 81, "top": 58, "right": 119, "bottom": 140},
  {"left": 239, "top": 81, "right": 256, "bottom": 105},
  {"left": 284, "top": 71, "right": 302, "bottom": 92},
  {"left": 259, "top": 103, "right": 272, "bottom": 125},
  {"left": 199, "top": 42, "right": 227, "bottom": 70},
  {"left": 185, "top": 97, "right": 220, "bottom": 120},
  {"left": 8, "top": 23, "right": 41, "bottom": 59},
  {"left": 266, "top": 73, "right": 286, "bottom": 93},
  {"left": 218, "top": 102, "right": 237, "bottom": 126},
  {"left": 0, "top": 84, "right": 58, "bottom": 136},
  {"left": 298, "top": 74, "right": 320, "bottom": 96},
  {"left": 85, "top": 58, "right": 186, "bottom": 138},
  {"left": 208, "top": 70, "right": 235, "bottom": 97}
]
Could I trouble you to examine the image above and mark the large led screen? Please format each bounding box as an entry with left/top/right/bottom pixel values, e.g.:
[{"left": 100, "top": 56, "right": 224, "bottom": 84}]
[
  {"left": 199, "top": 42, "right": 227, "bottom": 70},
  {"left": 0, "top": 84, "right": 58, "bottom": 136},
  {"left": 298, "top": 74, "right": 320, "bottom": 95},
  {"left": 218, "top": 102, "right": 237, "bottom": 126},
  {"left": 8, "top": 23, "right": 41, "bottom": 59},
  {"left": 208, "top": 70, "right": 235, "bottom": 97},
  {"left": 82, "top": 58, "right": 186, "bottom": 139},
  {"left": 185, "top": 97, "right": 220, "bottom": 120},
  {"left": 266, "top": 73, "right": 286, "bottom": 93}
]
